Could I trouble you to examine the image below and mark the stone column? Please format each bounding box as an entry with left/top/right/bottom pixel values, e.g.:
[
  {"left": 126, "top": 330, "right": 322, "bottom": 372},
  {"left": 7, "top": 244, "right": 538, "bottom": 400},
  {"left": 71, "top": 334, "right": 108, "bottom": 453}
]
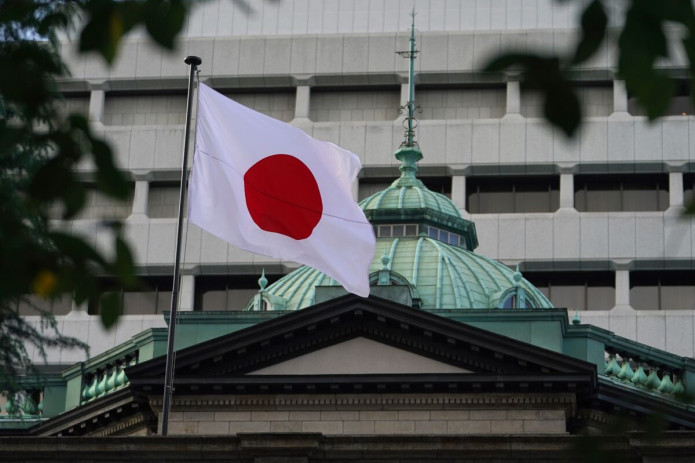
[
  {"left": 179, "top": 275, "right": 195, "bottom": 312},
  {"left": 559, "top": 173, "right": 575, "bottom": 210},
  {"left": 88, "top": 87, "right": 106, "bottom": 123},
  {"left": 506, "top": 80, "right": 521, "bottom": 115},
  {"left": 294, "top": 85, "right": 311, "bottom": 120},
  {"left": 451, "top": 175, "right": 466, "bottom": 211},
  {"left": 614, "top": 269, "right": 631, "bottom": 307},
  {"left": 613, "top": 79, "right": 628, "bottom": 114},
  {"left": 669, "top": 171, "right": 684, "bottom": 209},
  {"left": 130, "top": 180, "right": 149, "bottom": 218}
]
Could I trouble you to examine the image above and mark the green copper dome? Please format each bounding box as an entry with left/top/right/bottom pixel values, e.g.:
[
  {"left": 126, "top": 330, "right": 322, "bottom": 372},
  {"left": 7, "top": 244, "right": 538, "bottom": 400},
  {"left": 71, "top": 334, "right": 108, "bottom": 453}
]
[
  {"left": 249, "top": 235, "right": 551, "bottom": 311},
  {"left": 245, "top": 145, "right": 553, "bottom": 312},
  {"left": 360, "top": 148, "right": 460, "bottom": 217}
]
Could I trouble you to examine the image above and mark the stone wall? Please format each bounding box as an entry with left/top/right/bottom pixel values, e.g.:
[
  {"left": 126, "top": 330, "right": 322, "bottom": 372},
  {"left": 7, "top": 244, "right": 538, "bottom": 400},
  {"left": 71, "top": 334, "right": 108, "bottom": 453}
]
[{"left": 159, "top": 393, "right": 572, "bottom": 436}]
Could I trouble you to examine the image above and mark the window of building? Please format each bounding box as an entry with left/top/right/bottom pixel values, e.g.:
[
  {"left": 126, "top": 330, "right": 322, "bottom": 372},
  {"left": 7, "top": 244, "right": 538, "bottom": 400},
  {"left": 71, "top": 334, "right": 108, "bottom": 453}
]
[
  {"left": 522, "top": 83, "right": 612, "bottom": 118},
  {"left": 309, "top": 87, "right": 400, "bottom": 122},
  {"left": 195, "top": 274, "right": 281, "bottom": 311},
  {"left": 88, "top": 277, "right": 173, "bottom": 315},
  {"left": 630, "top": 270, "right": 695, "bottom": 310},
  {"left": 629, "top": 80, "right": 692, "bottom": 116},
  {"left": 224, "top": 89, "right": 295, "bottom": 122},
  {"left": 57, "top": 93, "right": 90, "bottom": 120},
  {"left": 683, "top": 173, "right": 695, "bottom": 207},
  {"left": 147, "top": 182, "right": 180, "bottom": 218},
  {"left": 47, "top": 184, "right": 134, "bottom": 220},
  {"left": 466, "top": 176, "right": 559, "bottom": 213},
  {"left": 375, "top": 224, "right": 419, "bottom": 238},
  {"left": 15, "top": 294, "right": 72, "bottom": 316},
  {"left": 373, "top": 223, "right": 461, "bottom": 246},
  {"left": 418, "top": 86, "right": 505, "bottom": 120},
  {"left": 523, "top": 271, "right": 615, "bottom": 311},
  {"left": 574, "top": 174, "right": 668, "bottom": 212},
  {"left": 103, "top": 93, "right": 187, "bottom": 126},
  {"left": 358, "top": 176, "right": 452, "bottom": 202}
]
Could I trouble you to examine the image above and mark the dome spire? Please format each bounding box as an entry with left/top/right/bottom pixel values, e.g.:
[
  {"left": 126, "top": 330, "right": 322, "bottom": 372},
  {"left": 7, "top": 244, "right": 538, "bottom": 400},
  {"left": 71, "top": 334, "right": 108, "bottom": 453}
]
[
  {"left": 402, "top": 9, "right": 418, "bottom": 149},
  {"left": 395, "top": 9, "right": 423, "bottom": 185}
]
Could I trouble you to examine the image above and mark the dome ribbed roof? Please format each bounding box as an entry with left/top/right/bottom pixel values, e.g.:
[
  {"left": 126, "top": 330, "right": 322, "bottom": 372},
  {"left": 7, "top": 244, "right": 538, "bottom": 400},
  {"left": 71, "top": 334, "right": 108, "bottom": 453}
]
[
  {"left": 359, "top": 177, "right": 460, "bottom": 216},
  {"left": 252, "top": 236, "right": 552, "bottom": 310}
]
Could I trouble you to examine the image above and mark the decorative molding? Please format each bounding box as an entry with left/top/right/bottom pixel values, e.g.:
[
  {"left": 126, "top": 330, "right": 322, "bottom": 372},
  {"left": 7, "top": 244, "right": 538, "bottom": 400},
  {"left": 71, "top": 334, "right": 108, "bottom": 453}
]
[
  {"left": 89, "top": 413, "right": 148, "bottom": 437},
  {"left": 149, "top": 392, "right": 577, "bottom": 415}
]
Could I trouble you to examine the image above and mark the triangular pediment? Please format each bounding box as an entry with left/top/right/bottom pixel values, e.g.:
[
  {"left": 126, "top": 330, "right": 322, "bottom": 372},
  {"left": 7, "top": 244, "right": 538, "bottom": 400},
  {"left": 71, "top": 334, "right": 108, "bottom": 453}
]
[
  {"left": 246, "top": 337, "right": 471, "bottom": 375},
  {"left": 128, "top": 295, "right": 598, "bottom": 394}
]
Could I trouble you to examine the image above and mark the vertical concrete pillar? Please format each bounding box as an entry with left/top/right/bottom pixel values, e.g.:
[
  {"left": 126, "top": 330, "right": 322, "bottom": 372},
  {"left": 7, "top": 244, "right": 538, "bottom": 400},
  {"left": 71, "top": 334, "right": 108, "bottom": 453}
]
[
  {"left": 131, "top": 180, "right": 149, "bottom": 218},
  {"left": 294, "top": 85, "right": 311, "bottom": 120},
  {"left": 506, "top": 80, "right": 521, "bottom": 115},
  {"left": 615, "top": 269, "right": 630, "bottom": 306},
  {"left": 451, "top": 175, "right": 466, "bottom": 211},
  {"left": 352, "top": 178, "right": 359, "bottom": 202},
  {"left": 179, "top": 275, "right": 195, "bottom": 311},
  {"left": 559, "top": 173, "right": 574, "bottom": 209},
  {"left": 88, "top": 88, "right": 105, "bottom": 123},
  {"left": 669, "top": 172, "right": 684, "bottom": 208},
  {"left": 613, "top": 80, "right": 628, "bottom": 113}
]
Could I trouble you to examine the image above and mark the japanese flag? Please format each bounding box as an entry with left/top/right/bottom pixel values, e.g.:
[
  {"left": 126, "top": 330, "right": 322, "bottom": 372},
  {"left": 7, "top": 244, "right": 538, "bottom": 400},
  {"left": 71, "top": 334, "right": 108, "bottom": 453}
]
[{"left": 188, "top": 84, "right": 376, "bottom": 297}]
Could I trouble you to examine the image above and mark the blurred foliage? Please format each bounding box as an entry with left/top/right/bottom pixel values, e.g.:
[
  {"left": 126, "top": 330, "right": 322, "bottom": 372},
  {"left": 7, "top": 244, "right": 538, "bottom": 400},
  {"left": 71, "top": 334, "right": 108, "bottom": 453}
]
[
  {"left": 0, "top": 0, "right": 189, "bottom": 392},
  {"left": 485, "top": 0, "right": 695, "bottom": 137}
]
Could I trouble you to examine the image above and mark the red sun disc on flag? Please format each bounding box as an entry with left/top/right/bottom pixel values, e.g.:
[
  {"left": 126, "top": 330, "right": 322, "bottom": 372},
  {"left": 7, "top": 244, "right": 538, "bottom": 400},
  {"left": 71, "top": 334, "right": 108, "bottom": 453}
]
[{"left": 244, "top": 154, "right": 323, "bottom": 240}]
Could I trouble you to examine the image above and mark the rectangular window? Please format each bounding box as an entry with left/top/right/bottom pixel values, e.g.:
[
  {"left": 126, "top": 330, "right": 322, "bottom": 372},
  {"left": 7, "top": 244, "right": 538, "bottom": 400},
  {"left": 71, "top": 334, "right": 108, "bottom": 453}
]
[
  {"left": 522, "top": 83, "right": 612, "bottom": 118},
  {"left": 309, "top": 87, "right": 400, "bottom": 122},
  {"left": 466, "top": 176, "right": 559, "bottom": 213},
  {"left": 148, "top": 182, "right": 180, "bottom": 218},
  {"left": 683, "top": 173, "right": 695, "bottom": 207},
  {"left": 88, "top": 277, "right": 172, "bottom": 315},
  {"left": 417, "top": 86, "right": 506, "bottom": 120},
  {"left": 574, "top": 174, "right": 668, "bottom": 212},
  {"left": 630, "top": 270, "right": 695, "bottom": 310},
  {"left": 103, "top": 93, "right": 187, "bottom": 126},
  {"left": 16, "top": 293, "right": 72, "bottom": 316},
  {"left": 523, "top": 271, "right": 615, "bottom": 311},
  {"left": 48, "top": 184, "right": 134, "bottom": 220},
  {"left": 224, "top": 89, "right": 296, "bottom": 122},
  {"left": 195, "top": 274, "right": 280, "bottom": 311},
  {"left": 629, "top": 80, "right": 692, "bottom": 116}
]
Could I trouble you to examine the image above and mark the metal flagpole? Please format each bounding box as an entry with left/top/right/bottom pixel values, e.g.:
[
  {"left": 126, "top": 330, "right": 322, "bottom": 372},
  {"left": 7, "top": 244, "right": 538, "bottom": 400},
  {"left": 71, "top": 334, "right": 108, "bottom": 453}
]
[{"left": 160, "top": 55, "right": 202, "bottom": 436}]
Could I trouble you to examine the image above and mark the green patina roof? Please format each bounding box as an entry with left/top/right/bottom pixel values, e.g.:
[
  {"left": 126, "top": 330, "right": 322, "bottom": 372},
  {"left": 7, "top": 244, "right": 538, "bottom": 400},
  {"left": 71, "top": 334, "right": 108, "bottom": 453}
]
[
  {"left": 245, "top": 144, "right": 553, "bottom": 312},
  {"left": 360, "top": 150, "right": 459, "bottom": 217},
  {"left": 254, "top": 235, "right": 552, "bottom": 311}
]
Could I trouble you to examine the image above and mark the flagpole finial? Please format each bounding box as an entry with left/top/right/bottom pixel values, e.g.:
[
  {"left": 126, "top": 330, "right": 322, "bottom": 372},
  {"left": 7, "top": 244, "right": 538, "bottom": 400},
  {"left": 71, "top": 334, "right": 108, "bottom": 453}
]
[{"left": 184, "top": 56, "right": 202, "bottom": 66}]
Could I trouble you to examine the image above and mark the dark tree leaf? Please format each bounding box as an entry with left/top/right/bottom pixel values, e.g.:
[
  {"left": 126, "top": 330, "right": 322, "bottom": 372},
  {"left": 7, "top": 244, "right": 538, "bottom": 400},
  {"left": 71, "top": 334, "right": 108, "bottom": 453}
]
[
  {"left": 144, "top": 0, "right": 187, "bottom": 50},
  {"left": 114, "top": 237, "right": 137, "bottom": 287},
  {"left": 48, "top": 232, "right": 107, "bottom": 266},
  {"left": 99, "top": 291, "right": 122, "bottom": 329},
  {"left": 572, "top": 0, "right": 608, "bottom": 65},
  {"left": 485, "top": 53, "right": 581, "bottom": 136},
  {"left": 92, "top": 139, "right": 131, "bottom": 200}
]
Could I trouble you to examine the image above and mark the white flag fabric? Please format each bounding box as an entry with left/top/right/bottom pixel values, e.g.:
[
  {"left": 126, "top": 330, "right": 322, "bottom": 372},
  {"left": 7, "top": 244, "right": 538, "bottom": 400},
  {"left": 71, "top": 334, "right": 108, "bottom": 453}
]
[{"left": 188, "top": 83, "right": 376, "bottom": 297}]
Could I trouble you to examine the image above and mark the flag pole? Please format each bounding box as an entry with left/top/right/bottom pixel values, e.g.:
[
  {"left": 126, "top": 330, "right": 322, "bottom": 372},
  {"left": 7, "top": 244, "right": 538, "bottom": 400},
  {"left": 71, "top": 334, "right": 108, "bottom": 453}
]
[{"left": 160, "top": 55, "right": 201, "bottom": 436}]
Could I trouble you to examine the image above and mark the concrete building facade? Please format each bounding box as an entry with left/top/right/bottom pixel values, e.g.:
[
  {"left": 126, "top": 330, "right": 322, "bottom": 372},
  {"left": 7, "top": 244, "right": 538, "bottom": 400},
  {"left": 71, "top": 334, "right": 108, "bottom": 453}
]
[{"left": 15, "top": 0, "right": 695, "bottom": 366}]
